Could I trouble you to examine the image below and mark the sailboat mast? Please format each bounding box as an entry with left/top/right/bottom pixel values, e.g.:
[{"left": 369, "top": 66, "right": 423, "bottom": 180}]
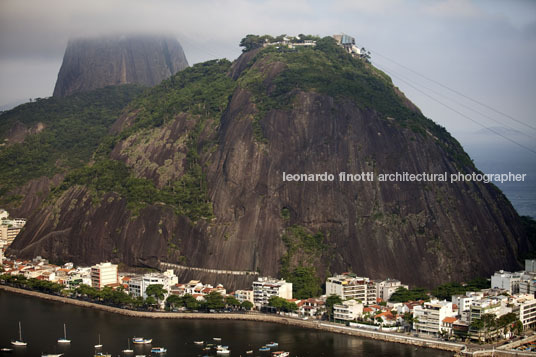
[
  {"left": 64, "top": 323, "right": 67, "bottom": 339},
  {"left": 19, "top": 321, "right": 22, "bottom": 341}
]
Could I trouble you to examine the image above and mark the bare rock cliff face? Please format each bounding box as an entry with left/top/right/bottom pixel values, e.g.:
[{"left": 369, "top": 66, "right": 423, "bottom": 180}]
[
  {"left": 11, "top": 42, "right": 530, "bottom": 289},
  {"left": 53, "top": 35, "right": 188, "bottom": 97}
]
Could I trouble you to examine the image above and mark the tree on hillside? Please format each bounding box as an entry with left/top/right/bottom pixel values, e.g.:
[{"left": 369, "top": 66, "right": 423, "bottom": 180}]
[
  {"left": 389, "top": 287, "right": 428, "bottom": 303},
  {"left": 239, "top": 35, "right": 263, "bottom": 52},
  {"left": 285, "top": 266, "right": 322, "bottom": 299}
]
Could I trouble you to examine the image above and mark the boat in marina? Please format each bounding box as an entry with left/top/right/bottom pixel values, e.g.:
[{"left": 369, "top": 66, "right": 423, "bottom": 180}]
[
  {"left": 41, "top": 354, "right": 64, "bottom": 357},
  {"left": 259, "top": 346, "right": 270, "bottom": 351},
  {"left": 132, "top": 337, "right": 144, "bottom": 344},
  {"left": 150, "top": 347, "right": 167, "bottom": 353},
  {"left": 194, "top": 341, "right": 204, "bottom": 345},
  {"left": 272, "top": 352, "right": 290, "bottom": 357},
  {"left": 94, "top": 353, "right": 111, "bottom": 357},
  {"left": 0, "top": 348, "right": 13, "bottom": 352},
  {"left": 57, "top": 323, "right": 71, "bottom": 343},
  {"left": 215, "top": 345, "right": 230, "bottom": 355},
  {"left": 132, "top": 337, "right": 152, "bottom": 344},
  {"left": 11, "top": 321, "right": 27, "bottom": 347},
  {"left": 213, "top": 337, "right": 221, "bottom": 341},
  {"left": 246, "top": 351, "right": 253, "bottom": 354},
  {"left": 266, "top": 342, "right": 279, "bottom": 348},
  {"left": 122, "top": 338, "right": 134, "bottom": 353},
  {"left": 94, "top": 334, "right": 102, "bottom": 349}
]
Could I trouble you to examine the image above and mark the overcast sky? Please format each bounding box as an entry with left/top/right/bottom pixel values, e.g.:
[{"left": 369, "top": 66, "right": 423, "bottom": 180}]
[{"left": 1, "top": 0, "right": 536, "bottom": 161}]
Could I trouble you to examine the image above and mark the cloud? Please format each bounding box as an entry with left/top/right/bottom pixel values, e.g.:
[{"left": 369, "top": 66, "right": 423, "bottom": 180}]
[
  {"left": 332, "top": 0, "right": 403, "bottom": 14},
  {"left": 423, "top": 0, "right": 483, "bottom": 18},
  {"left": 0, "top": 0, "right": 535, "bottom": 156}
]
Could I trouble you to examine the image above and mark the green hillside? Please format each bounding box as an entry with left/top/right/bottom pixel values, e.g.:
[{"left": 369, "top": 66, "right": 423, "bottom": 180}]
[{"left": 0, "top": 85, "right": 145, "bottom": 199}]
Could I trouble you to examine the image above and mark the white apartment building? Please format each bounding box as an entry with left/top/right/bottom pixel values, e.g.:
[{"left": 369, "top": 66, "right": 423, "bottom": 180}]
[
  {"left": 526, "top": 260, "right": 536, "bottom": 273},
  {"left": 520, "top": 278, "right": 536, "bottom": 295},
  {"left": 326, "top": 273, "right": 377, "bottom": 304},
  {"left": 128, "top": 269, "right": 178, "bottom": 298},
  {"left": 376, "top": 279, "right": 408, "bottom": 301},
  {"left": 234, "top": 290, "right": 254, "bottom": 304},
  {"left": 413, "top": 300, "right": 457, "bottom": 334},
  {"left": 452, "top": 295, "right": 474, "bottom": 313},
  {"left": 333, "top": 299, "right": 363, "bottom": 321},
  {"left": 470, "top": 297, "right": 510, "bottom": 321},
  {"left": 252, "top": 277, "right": 292, "bottom": 307},
  {"left": 66, "top": 267, "right": 92, "bottom": 288},
  {"left": 519, "top": 297, "right": 536, "bottom": 330},
  {"left": 90, "top": 262, "right": 118, "bottom": 289},
  {"left": 0, "top": 225, "right": 22, "bottom": 247},
  {"left": 491, "top": 270, "right": 522, "bottom": 294}
]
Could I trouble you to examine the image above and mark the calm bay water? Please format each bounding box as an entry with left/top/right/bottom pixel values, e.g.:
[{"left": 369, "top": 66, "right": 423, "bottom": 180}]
[{"left": 0, "top": 290, "right": 453, "bottom": 357}]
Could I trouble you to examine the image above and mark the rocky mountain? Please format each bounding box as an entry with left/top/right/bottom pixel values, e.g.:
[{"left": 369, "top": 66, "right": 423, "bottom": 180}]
[
  {"left": 6, "top": 36, "right": 531, "bottom": 290},
  {"left": 53, "top": 35, "right": 188, "bottom": 97}
]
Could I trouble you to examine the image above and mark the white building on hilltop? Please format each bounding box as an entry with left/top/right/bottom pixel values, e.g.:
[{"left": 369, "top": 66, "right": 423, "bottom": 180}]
[
  {"left": 252, "top": 277, "right": 292, "bottom": 307},
  {"left": 0, "top": 209, "right": 9, "bottom": 220},
  {"left": 90, "top": 262, "right": 118, "bottom": 289}
]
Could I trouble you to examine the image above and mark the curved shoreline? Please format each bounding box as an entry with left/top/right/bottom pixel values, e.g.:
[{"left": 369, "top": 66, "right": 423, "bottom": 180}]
[{"left": 0, "top": 284, "right": 461, "bottom": 353}]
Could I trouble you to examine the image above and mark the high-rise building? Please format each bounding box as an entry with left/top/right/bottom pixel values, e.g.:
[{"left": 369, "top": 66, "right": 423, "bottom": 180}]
[{"left": 90, "top": 262, "right": 118, "bottom": 289}]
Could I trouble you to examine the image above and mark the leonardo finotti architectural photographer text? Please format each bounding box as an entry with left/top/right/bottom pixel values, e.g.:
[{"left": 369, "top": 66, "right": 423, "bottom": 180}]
[{"left": 282, "top": 171, "right": 527, "bottom": 184}]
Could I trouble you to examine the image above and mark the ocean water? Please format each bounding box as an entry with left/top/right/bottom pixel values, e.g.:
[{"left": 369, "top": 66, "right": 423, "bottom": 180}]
[
  {"left": 463, "top": 141, "right": 536, "bottom": 219},
  {"left": 0, "top": 290, "right": 452, "bottom": 357}
]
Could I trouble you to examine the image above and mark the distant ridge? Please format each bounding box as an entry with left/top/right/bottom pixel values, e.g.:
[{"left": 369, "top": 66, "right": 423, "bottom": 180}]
[{"left": 53, "top": 34, "right": 189, "bottom": 97}]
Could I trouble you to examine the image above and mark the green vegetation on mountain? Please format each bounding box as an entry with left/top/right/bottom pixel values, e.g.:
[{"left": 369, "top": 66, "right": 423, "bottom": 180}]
[
  {"left": 121, "top": 59, "right": 235, "bottom": 137},
  {"left": 55, "top": 157, "right": 213, "bottom": 221},
  {"left": 388, "top": 287, "right": 429, "bottom": 302},
  {"left": 54, "top": 60, "right": 236, "bottom": 221},
  {"left": 431, "top": 277, "right": 490, "bottom": 300},
  {"left": 389, "top": 277, "right": 490, "bottom": 302},
  {"left": 280, "top": 225, "right": 326, "bottom": 299},
  {"left": 0, "top": 85, "right": 145, "bottom": 199}
]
